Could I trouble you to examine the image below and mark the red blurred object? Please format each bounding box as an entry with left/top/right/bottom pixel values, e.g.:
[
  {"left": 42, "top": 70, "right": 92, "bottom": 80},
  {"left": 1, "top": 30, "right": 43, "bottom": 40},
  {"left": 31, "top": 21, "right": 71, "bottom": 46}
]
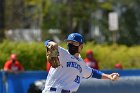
[
  {"left": 46, "top": 62, "right": 51, "bottom": 72},
  {"left": 84, "top": 49, "right": 99, "bottom": 70},
  {"left": 86, "top": 50, "right": 93, "bottom": 55},
  {"left": 115, "top": 63, "right": 123, "bottom": 70},
  {"left": 4, "top": 54, "right": 24, "bottom": 72},
  {"left": 4, "top": 60, "right": 24, "bottom": 71}
]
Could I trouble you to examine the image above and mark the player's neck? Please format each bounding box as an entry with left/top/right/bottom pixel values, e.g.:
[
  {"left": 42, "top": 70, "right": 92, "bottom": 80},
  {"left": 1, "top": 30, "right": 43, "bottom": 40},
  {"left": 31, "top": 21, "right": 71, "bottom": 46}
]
[{"left": 74, "top": 53, "right": 79, "bottom": 58}]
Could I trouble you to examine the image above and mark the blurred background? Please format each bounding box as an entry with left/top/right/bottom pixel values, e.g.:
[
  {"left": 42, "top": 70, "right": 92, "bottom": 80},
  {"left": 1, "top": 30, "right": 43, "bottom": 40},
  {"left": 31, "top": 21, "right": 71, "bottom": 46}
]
[
  {"left": 0, "top": 0, "right": 140, "bottom": 93},
  {"left": 1, "top": 0, "right": 140, "bottom": 45},
  {"left": 1, "top": 0, "right": 140, "bottom": 70}
]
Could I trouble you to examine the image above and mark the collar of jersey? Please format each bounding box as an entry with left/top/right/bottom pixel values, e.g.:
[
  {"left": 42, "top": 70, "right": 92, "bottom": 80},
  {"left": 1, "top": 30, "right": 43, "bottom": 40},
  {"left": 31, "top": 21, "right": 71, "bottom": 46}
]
[{"left": 71, "top": 55, "right": 81, "bottom": 61}]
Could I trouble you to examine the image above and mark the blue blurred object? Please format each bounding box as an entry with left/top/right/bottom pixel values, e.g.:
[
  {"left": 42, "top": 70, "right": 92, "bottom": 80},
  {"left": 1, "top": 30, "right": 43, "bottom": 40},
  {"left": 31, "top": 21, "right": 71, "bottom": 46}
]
[
  {"left": 4, "top": 71, "right": 47, "bottom": 93},
  {"left": 0, "top": 70, "right": 140, "bottom": 93},
  {"left": 0, "top": 71, "right": 3, "bottom": 93}
]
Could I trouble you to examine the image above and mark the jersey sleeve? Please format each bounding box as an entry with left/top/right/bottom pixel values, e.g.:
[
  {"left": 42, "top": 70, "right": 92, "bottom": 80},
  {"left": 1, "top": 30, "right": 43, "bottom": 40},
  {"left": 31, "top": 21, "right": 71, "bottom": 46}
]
[
  {"left": 81, "top": 59, "right": 103, "bottom": 79},
  {"left": 91, "top": 69, "right": 103, "bottom": 79},
  {"left": 81, "top": 60, "right": 93, "bottom": 78}
]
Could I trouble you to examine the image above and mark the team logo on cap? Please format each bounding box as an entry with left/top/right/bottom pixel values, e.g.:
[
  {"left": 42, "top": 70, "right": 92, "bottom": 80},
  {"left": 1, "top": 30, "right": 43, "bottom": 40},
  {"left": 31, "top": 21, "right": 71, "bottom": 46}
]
[{"left": 71, "top": 34, "right": 75, "bottom": 39}]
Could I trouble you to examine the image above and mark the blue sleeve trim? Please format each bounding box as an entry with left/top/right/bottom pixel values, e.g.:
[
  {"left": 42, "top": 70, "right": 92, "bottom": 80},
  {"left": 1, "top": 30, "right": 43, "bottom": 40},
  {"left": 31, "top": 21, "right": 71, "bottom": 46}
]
[
  {"left": 44, "top": 40, "right": 53, "bottom": 46},
  {"left": 92, "top": 69, "right": 103, "bottom": 79}
]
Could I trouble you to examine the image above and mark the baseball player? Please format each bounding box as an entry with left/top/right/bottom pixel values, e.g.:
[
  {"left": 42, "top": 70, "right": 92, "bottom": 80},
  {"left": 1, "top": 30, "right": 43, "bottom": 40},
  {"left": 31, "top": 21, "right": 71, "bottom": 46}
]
[{"left": 42, "top": 33, "right": 119, "bottom": 93}]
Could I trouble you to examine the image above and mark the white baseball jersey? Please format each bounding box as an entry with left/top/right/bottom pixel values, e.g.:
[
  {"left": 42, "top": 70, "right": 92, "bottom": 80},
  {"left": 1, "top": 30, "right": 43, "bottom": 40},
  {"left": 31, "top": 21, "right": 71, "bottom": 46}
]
[{"left": 43, "top": 46, "right": 93, "bottom": 92}]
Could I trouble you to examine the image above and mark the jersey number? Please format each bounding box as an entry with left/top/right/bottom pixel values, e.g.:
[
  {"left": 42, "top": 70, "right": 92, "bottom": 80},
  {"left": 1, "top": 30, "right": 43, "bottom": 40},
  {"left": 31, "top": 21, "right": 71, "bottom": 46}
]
[{"left": 74, "top": 75, "right": 80, "bottom": 84}]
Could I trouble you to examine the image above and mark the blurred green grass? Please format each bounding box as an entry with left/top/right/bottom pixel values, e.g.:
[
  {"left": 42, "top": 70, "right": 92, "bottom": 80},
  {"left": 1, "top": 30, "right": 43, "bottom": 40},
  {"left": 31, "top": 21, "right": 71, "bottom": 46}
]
[{"left": 0, "top": 40, "right": 140, "bottom": 70}]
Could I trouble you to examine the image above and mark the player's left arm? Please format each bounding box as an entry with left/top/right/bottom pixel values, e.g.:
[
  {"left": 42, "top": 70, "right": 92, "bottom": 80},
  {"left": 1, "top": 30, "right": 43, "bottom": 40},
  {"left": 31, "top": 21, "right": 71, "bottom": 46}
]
[
  {"left": 91, "top": 69, "right": 119, "bottom": 81},
  {"left": 81, "top": 59, "right": 119, "bottom": 81}
]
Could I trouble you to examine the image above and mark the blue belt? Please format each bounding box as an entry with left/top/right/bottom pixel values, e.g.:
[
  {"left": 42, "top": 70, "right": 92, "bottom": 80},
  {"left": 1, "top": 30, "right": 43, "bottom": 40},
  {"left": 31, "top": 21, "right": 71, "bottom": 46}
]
[{"left": 50, "top": 87, "right": 70, "bottom": 93}]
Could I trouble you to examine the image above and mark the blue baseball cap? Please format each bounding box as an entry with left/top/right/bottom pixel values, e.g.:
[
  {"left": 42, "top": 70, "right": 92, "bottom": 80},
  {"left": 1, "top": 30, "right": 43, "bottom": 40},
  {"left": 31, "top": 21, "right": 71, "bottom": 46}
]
[{"left": 66, "top": 33, "right": 84, "bottom": 44}]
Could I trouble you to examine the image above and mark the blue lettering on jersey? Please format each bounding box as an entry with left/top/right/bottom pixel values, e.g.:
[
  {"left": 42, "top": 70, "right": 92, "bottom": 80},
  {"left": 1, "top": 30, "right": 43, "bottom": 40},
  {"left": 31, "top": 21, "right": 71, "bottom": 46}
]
[
  {"left": 74, "top": 75, "right": 80, "bottom": 84},
  {"left": 67, "top": 62, "right": 82, "bottom": 73}
]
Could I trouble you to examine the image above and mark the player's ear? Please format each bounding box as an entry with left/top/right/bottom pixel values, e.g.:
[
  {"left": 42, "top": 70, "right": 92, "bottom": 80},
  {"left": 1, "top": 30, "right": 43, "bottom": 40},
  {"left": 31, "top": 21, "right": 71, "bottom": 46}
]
[{"left": 79, "top": 44, "right": 83, "bottom": 50}]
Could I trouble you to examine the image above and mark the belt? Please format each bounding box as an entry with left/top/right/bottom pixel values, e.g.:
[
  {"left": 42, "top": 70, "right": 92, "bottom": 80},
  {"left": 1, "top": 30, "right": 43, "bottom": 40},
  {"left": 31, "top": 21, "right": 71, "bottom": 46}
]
[{"left": 50, "top": 87, "right": 70, "bottom": 93}]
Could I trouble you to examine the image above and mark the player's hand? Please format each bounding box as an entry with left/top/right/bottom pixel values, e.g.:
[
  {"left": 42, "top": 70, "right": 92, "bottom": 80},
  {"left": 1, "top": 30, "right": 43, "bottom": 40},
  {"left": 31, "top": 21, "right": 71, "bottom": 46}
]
[{"left": 110, "top": 73, "right": 120, "bottom": 81}]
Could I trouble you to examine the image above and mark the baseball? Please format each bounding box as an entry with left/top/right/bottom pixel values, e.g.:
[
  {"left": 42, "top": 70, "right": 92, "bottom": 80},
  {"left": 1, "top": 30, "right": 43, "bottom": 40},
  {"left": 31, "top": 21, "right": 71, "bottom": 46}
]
[{"left": 112, "top": 74, "right": 119, "bottom": 80}]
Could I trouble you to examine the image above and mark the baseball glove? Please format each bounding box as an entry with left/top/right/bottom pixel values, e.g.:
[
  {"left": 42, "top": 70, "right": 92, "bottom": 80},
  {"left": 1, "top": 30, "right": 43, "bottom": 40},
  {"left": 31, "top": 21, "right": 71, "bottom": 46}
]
[{"left": 46, "top": 43, "right": 60, "bottom": 68}]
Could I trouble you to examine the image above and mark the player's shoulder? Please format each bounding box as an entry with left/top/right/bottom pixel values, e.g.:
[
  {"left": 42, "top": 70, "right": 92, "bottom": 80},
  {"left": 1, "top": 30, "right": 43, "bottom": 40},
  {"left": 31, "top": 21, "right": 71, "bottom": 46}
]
[
  {"left": 78, "top": 57, "right": 86, "bottom": 64},
  {"left": 58, "top": 46, "right": 68, "bottom": 54},
  {"left": 58, "top": 46, "right": 66, "bottom": 50}
]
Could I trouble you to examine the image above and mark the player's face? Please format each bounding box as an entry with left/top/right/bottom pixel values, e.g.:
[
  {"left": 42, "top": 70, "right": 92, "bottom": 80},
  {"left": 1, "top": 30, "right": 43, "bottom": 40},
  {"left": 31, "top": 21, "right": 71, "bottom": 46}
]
[{"left": 67, "top": 40, "right": 83, "bottom": 53}]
